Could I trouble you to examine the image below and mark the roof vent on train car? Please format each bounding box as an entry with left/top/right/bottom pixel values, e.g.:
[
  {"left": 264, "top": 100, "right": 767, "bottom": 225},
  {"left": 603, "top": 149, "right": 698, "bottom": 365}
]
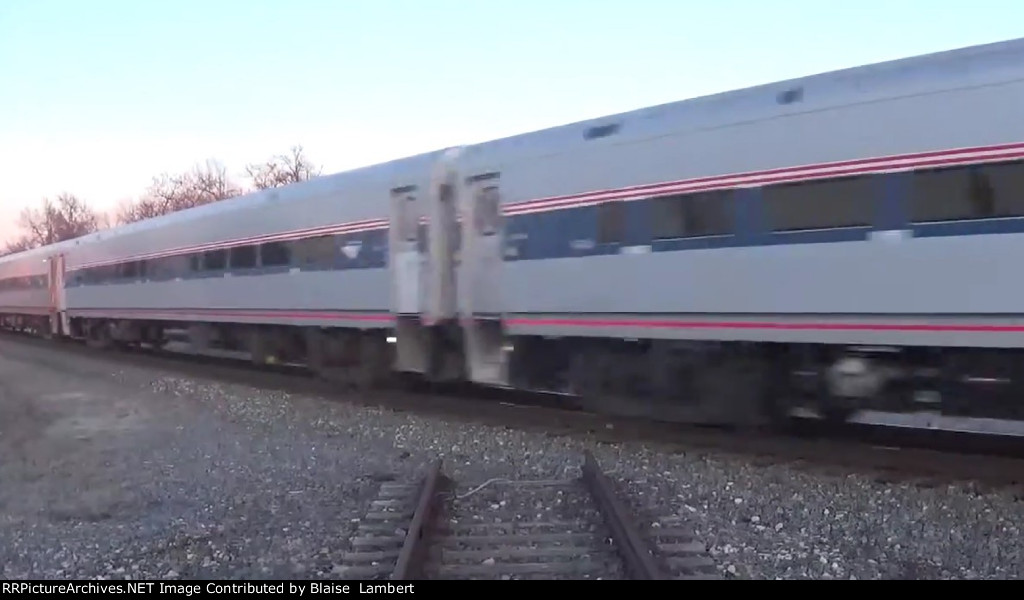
[
  {"left": 583, "top": 122, "right": 621, "bottom": 140},
  {"left": 776, "top": 86, "right": 804, "bottom": 105}
]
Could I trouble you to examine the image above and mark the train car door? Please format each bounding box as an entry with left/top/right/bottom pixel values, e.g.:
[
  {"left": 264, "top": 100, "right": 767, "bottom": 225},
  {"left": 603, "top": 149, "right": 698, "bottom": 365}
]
[
  {"left": 390, "top": 186, "right": 422, "bottom": 316},
  {"left": 458, "top": 171, "right": 509, "bottom": 386},
  {"left": 462, "top": 172, "right": 503, "bottom": 315},
  {"left": 389, "top": 183, "right": 431, "bottom": 375},
  {"left": 47, "top": 253, "right": 67, "bottom": 336}
]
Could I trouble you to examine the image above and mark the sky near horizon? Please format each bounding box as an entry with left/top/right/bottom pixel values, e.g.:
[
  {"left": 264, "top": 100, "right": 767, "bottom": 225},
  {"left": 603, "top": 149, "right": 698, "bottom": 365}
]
[{"left": 1, "top": 0, "right": 1022, "bottom": 243}]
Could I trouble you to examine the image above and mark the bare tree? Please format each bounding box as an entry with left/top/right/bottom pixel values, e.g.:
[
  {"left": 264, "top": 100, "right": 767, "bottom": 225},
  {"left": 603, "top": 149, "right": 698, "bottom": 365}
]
[
  {"left": 114, "top": 148, "right": 320, "bottom": 226},
  {"left": 117, "top": 159, "right": 244, "bottom": 225},
  {"left": 245, "top": 145, "right": 322, "bottom": 190},
  {"left": 115, "top": 197, "right": 168, "bottom": 225},
  {"left": 13, "top": 193, "right": 99, "bottom": 248},
  {"left": 2, "top": 235, "right": 35, "bottom": 256},
  {"left": 185, "top": 159, "right": 244, "bottom": 206},
  {"left": 96, "top": 211, "right": 115, "bottom": 230}
]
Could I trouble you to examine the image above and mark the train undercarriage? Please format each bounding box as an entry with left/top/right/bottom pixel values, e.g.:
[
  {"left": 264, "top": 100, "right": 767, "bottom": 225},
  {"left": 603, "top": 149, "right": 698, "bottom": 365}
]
[
  {"left": 7, "top": 315, "right": 1024, "bottom": 430},
  {"left": 0, "top": 314, "right": 52, "bottom": 338},
  {"left": 504, "top": 336, "right": 1024, "bottom": 427},
  {"left": 66, "top": 317, "right": 399, "bottom": 391}
]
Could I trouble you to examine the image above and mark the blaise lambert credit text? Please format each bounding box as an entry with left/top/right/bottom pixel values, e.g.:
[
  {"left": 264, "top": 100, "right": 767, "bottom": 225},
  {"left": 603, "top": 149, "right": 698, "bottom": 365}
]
[{"left": 2, "top": 582, "right": 414, "bottom": 595}]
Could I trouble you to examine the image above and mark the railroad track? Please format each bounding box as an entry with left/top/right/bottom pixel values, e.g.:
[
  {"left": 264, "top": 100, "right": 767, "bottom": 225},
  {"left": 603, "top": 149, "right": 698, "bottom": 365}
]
[{"left": 334, "top": 451, "right": 720, "bottom": 580}]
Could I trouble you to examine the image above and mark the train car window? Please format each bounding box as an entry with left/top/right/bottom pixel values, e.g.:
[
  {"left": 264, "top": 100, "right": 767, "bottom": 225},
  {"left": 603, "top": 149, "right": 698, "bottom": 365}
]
[
  {"left": 764, "top": 174, "right": 874, "bottom": 231},
  {"left": 146, "top": 257, "right": 165, "bottom": 278},
  {"left": 401, "top": 195, "right": 419, "bottom": 242},
  {"left": 260, "top": 241, "right": 291, "bottom": 267},
  {"left": 121, "top": 261, "right": 138, "bottom": 279},
  {"left": 189, "top": 254, "right": 201, "bottom": 272},
  {"left": 597, "top": 201, "right": 625, "bottom": 244},
  {"left": 148, "top": 255, "right": 184, "bottom": 279},
  {"left": 229, "top": 245, "right": 257, "bottom": 269},
  {"left": 652, "top": 191, "right": 734, "bottom": 239},
  {"left": 202, "top": 249, "right": 227, "bottom": 271},
  {"left": 91, "top": 265, "right": 115, "bottom": 284},
  {"left": 909, "top": 161, "right": 1024, "bottom": 223},
  {"left": 474, "top": 186, "right": 501, "bottom": 236},
  {"left": 292, "top": 235, "right": 336, "bottom": 268},
  {"left": 171, "top": 255, "right": 189, "bottom": 278}
]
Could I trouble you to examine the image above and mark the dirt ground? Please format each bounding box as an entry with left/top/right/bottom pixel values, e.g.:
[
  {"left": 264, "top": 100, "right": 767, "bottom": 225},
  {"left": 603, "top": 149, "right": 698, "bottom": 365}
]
[{"left": 0, "top": 338, "right": 414, "bottom": 579}]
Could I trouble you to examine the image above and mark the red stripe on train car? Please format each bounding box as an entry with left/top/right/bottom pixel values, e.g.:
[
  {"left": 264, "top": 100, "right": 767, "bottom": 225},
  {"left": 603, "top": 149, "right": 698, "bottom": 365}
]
[
  {"left": 67, "top": 308, "right": 395, "bottom": 322},
  {"left": 504, "top": 317, "right": 1024, "bottom": 333}
]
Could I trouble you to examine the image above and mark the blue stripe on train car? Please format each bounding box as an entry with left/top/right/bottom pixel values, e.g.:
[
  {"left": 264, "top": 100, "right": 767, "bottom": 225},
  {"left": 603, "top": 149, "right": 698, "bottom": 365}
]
[
  {"left": 500, "top": 171, "right": 1024, "bottom": 263},
  {"left": 67, "top": 226, "right": 390, "bottom": 287}
]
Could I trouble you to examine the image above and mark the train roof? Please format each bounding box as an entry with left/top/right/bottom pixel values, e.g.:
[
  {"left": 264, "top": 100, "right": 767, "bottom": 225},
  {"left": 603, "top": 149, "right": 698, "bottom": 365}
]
[
  {"left": 0, "top": 147, "right": 452, "bottom": 264},
  {"left": 75, "top": 146, "right": 450, "bottom": 241},
  {"left": 0, "top": 240, "right": 75, "bottom": 267},
  {"left": 4, "top": 36, "right": 1023, "bottom": 268},
  {"left": 468, "top": 36, "right": 1024, "bottom": 157}
]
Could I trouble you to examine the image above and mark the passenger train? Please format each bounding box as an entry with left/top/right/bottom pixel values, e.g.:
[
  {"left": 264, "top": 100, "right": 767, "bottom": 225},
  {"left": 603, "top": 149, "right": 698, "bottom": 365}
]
[{"left": 5, "top": 37, "right": 1024, "bottom": 428}]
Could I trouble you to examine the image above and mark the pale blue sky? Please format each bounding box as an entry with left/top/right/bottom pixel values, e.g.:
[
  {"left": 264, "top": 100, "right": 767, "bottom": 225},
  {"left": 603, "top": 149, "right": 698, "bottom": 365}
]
[{"left": 1, "top": 0, "right": 1021, "bottom": 241}]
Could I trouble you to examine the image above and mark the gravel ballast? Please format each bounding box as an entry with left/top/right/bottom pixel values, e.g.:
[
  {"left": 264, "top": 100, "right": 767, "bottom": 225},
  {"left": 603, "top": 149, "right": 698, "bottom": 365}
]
[{"left": 1, "top": 338, "right": 1022, "bottom": 580}]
